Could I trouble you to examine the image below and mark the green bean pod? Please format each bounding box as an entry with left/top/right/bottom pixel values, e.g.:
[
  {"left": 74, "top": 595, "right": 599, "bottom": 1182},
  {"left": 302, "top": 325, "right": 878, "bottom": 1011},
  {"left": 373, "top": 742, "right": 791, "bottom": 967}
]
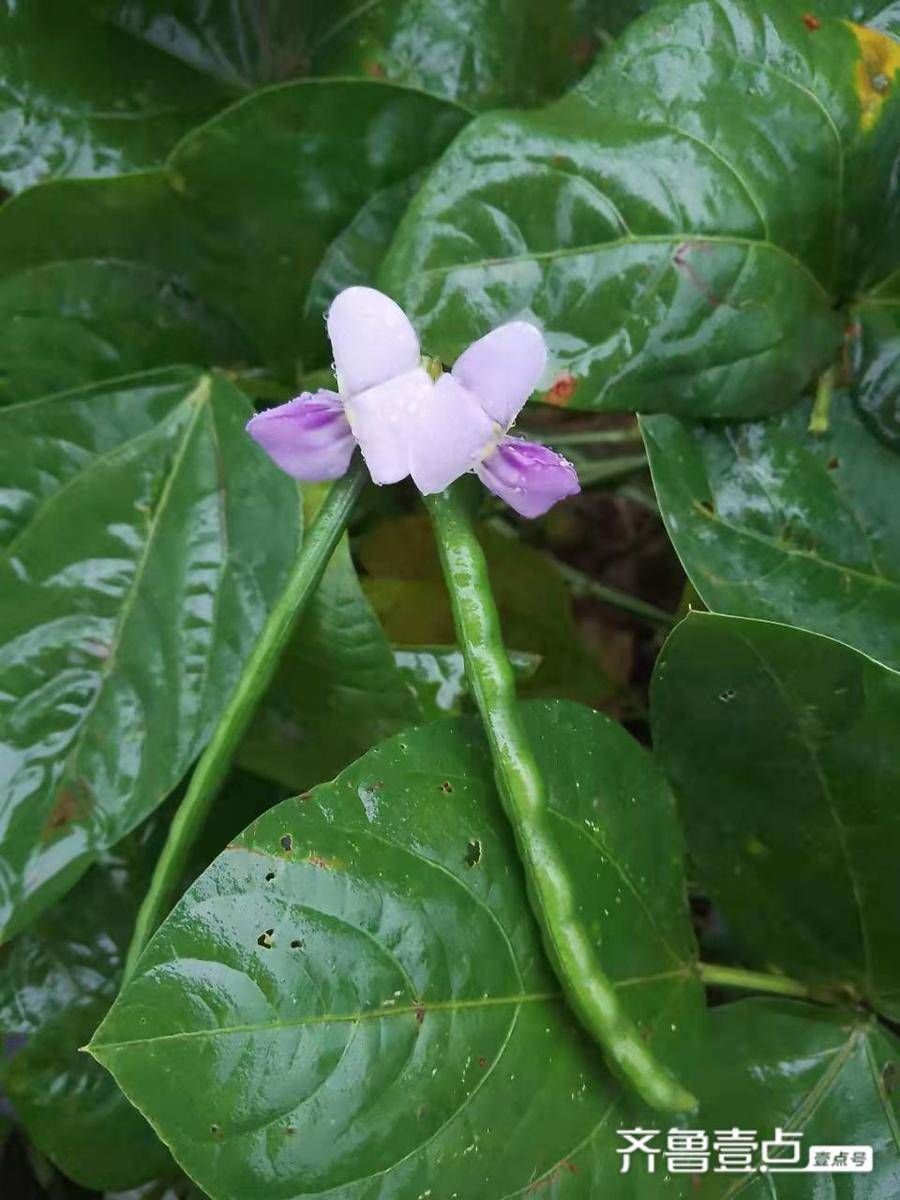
[{"left": 426, "top": 485, "right": 696, "bottom": 1113}]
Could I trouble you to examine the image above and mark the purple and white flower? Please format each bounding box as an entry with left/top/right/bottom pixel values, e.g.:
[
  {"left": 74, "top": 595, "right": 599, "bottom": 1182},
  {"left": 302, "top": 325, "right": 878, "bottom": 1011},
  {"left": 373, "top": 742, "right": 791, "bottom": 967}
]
[{"left": 246, "top": 286, "right": 579, "bottom": 517}]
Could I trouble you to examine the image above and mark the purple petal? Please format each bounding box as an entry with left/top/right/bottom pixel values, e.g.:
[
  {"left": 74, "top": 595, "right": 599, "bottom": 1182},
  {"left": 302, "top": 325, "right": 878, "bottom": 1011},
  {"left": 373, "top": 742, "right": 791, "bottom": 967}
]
[
  {"left": 476, "top": 436, "right": 580, "bottom": 518},
  {"left": 246, "top": 391, "right": 354, "bottom": 481},
  {"left": 327, "top": 286, "right": 420, "bottom": 396},
  {"left": 409, "top": 374, "right": 498, "bottom": 495},
  {"left": 452, "top": 321, "right": 547, "bottom": 427}
]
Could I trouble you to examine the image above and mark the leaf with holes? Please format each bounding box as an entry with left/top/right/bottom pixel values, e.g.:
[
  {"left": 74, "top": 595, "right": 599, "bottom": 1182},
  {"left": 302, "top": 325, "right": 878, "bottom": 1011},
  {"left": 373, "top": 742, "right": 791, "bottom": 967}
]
[
  {"left": 0, "top": 0, "right": 235, "bottom": 194},
  {"left": 0, "top": 367, "right": 300, "bottom": 940},
  {"left": 652, "top": 612, "right": 900, "bottom": 1019},
  {"left": 641, "top": 389, "right": 900, "bottom": 670},
  {"left": 381, "top": 0, "right": 900, "bottom": 418},
  {"left": 89, "top": 700, "right": 703, "bottom": 1200}
]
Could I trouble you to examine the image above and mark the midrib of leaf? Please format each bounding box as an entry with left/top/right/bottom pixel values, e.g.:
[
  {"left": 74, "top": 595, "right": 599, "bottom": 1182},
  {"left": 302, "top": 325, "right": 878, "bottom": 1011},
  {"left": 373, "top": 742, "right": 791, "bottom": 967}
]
[
  {"left": 1, "top": 376, "right": 194, "bottom": 559},
  {"left": 413, "top": 233, "right": 832, "bottom": 303},
  {"left": 719, "top": 1023, "right": 867, "bottom": 1199},
  {"left": 92, "top": 969, "right": 693, "bottom": 1055},
  {"left": 738, "top": 633, "right": 875, "bottom": 998},
  {"left": 14, "top": 376, "right": 213, "bottom": 879},
  {"left": 692, "top": 503, "right": 899, "bottom": 593}
]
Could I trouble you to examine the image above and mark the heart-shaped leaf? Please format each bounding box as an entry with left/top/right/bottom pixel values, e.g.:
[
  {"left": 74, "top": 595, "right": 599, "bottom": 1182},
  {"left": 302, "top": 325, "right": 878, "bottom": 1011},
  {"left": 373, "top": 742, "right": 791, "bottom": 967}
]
[
  {"left": 0, "top": 0, "right": 234, "bottom": 193},
  {"left": 0, "top": 80, "right": 470, "bottom": 391},
  {"left": 0, "top": 367, "right": 300, "bottom": 940},
  {"left": 641, "top": 390, "right": 900, "bottom": 670},
  {"left": 89, "top": 700, "right": 702, "bottom": 1199},
  {"left": 652, "top": 612, "right": 900, "bottom": 1019},
  {"left": 381, "top": 0, "right": 900, "bottom": 419}
]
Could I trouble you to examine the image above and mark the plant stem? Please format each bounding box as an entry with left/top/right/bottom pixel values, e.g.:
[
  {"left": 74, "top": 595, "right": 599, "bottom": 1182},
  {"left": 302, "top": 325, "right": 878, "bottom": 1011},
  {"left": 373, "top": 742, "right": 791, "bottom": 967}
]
[
  {"left": 122, "top": 458, "right": 367, "bottom": 983},
  {"left": 554, "top": 558, "right": 676, "bottom": 627},
  {"left": 575, "top": 453, "right": 648, "bottom": 487},
  {"left": 808, "top": 366, "right": 835, "bottom": 434},
  {"left": 525, "top": 426, "right": 641, "bottom": 447},
  {"left": 425, "top": 485, "right": 696, "bottom": 1113},
  {"left": 697, "top": 963, "right": 815, "bottom": 1000}
]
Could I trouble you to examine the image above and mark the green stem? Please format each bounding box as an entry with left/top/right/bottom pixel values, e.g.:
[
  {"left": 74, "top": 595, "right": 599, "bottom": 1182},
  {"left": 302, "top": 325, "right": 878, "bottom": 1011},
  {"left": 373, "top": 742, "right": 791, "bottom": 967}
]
[
  {"left": 425, "top": 485, "right": 696, "bottom": 1113},
  {"left": 122, "top": 458, "right": 367, "bottom": 983},
  {"left": 808, "top": 366, "right": 835, "bottom": 434},
  {"left": 525, "top": 427, "right": 641, "bottom": 447},
  {"left": 697, "top": 963, "right": 815, "bottom": 1000},
  {"left": 554, "top": 558, "right": 675, "bottom": 627},
  {"left": 574, "top": 453, "right": 648, "bottom": 487}
]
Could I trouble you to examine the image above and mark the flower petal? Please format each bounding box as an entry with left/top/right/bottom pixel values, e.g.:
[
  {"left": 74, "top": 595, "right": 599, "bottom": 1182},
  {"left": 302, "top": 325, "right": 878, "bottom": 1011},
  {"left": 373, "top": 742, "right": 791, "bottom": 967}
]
[
  {"left": 476, "top": 436, "right": 580, "bottom": 518},
  {"left": 451, "top": 321, "right": 547, "bottom": 427},
  {"left": 326, "top": 286, "right": 420, "bottom": 396},
  {"left": 246, "top": 391, "right": 354, "bottom": 481},
  {"left": 344, "top": 366, "right": 432, "bottom": 485},
  {"left": 409, "top": 374, "right": 498, "bottom": 495}
]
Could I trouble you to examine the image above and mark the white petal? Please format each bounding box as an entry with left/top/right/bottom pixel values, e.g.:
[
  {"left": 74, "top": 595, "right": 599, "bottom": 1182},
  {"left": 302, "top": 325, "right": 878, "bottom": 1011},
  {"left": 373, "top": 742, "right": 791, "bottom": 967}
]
[
  {"left": 344, "top": 366, "right": 433, "bottom": 485},
  {"left": 409, "top": 374, "right": 499, "bottom": 495},
  {"left": 326, "top": 286, "right": 420, "bottom": 395},
  {"left": 451, "top": 321, "right": 547, "bottom": 427}
]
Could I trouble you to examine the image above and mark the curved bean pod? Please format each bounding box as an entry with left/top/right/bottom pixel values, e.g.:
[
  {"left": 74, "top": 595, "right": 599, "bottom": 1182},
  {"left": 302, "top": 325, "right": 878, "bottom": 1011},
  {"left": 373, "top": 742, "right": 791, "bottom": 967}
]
[{"left": 426, "top": 485, "right": 696, "bottom": 1113}]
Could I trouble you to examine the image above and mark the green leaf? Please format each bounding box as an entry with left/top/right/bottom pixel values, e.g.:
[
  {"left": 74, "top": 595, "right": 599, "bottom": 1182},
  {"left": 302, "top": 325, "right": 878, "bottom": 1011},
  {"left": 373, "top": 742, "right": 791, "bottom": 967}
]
[
  {"left": 641, "top": 390, "right": 900, "bottom": 670},
  {"left": 360, "top": 514, "right": 612, "bottom": 705},
  {"left": 0, "top": 261, "right": 250, "bottom": 406},
  {"left": 237, "top": 535, "right": 422, "bottom": 793},
  {"left": 0, "top": 367, "right": 300, "bottom": 940},
  {"left": 0, "top": 816, "right": 175, "bottom": 1191},
  {"left": 308, "top": 0, "right": 603, "bottom": 110},
  {"left": 0, "top": 771, "right": 283, "bottom": 1192},
  {"left": 683, "top": 999, "right": 900, "bottom": 1197},
  {"left": 0, "top": 80, "right": 469, "bottom": 387},
  {"left": 393, "top": 645, "right": 541, "bottom": 721},
  {"left": 382, "top": 0, "right": 900, "bottom": 418},
  {"left": 651, "top": 612, "right": 900, "bottom": 1020},
  {"left": 0, "top": 0, "right": 234, "bottom": 193},
  {"left": 851, "top": 269, "right": 900, "bottom": 452},
  {"left": 89, "top": 700, "right": 702, "bottom": 1199}
]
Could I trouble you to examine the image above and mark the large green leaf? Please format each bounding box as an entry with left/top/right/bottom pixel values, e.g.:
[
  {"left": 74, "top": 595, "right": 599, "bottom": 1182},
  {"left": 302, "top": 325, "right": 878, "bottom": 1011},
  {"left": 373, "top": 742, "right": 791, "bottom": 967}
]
[
  {"left": 381, "top": 0, "right": 900, "bottom": 418},
  {"left": 652, "top": 612, "right": 900, "bottom": 1020},
  {"left": 89, "top": 700, "right": 702, "bottom": 1199},
  {"left": 0, "top": 816, "right": 175, "bottom": 1191},
  {"left": 0, "top": 771, "right": 283, "bottom": 1192},
  {"left": 641, "top": 391, "right": 900, "bottom": 670},
  {"left": 683, "top": 999, "right": 900, "bottom": 1197},
  {"left": 851, "top": 268, "right": 900, "bottom": 452},
  {"left": 0, "top": 367, "right": 300, "bottom": 941},
  {"left": 0, "top": 80, "right": 469, "bottom": 391},
  {"left": 237, "top": 534, "right": 422, "bottom": 793},
  {"left": 0, "top": 0, "right": 234, "bottom": 194},
  {"left": 0, "top": 261, "right": 250, "bottom": 407},
  {"left": 94, "top": 0, "right": 636, "bottom": 108}
]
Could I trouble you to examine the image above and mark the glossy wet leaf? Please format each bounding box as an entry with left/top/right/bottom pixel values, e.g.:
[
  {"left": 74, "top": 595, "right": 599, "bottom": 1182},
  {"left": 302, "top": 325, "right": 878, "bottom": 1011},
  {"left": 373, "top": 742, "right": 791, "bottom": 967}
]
[
  {"left": 0, "top": 367, "right": 300, "bottom": 940},
  {"left": 0, "top": 817, "right": 174, "bottom": 1191},
  {"left": 360, "top": 515, "right": 611, "bottom": 705},
  {"left": 0, "top": 80, "right": 469, "bottom": 384},
  {"left": 90, "top": 700, "right": 702, "bottom": 1200},
  {"left": 850, "top": 269, "right": 900, "bottom": 452},
  {"left": 683, "top": 999, "right": 900, "bottom": 1198},
  {"left": 382, "top": 0, "right": 900, "bottom": 418},
  {"left": 0, "top": 0, "right": 234, "bottom": 194},
  {"left": 0, "top": 771, "right": 283, "bottom": 1192},
  {"left": 0, "top": 261, "right": 249, "bottom": 407},
  {"left": 237, "top": 535, "right": 422, "bottom": 793},
  {"left": 393, "top": 645, "right": 541, "bottom": 721},
  {"left": 641, "top": 391, "right": 900, "bottom": 670},
  {"left": 652, "top": 612, "right": 900, "bottom": 1019}
]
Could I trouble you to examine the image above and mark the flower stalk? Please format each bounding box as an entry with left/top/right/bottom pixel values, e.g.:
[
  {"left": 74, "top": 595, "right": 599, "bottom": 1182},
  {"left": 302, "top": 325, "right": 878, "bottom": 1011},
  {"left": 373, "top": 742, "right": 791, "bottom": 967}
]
[
  {"left": 121, "top": 457, "right": 367, "bottom": 983},
  {"left": 425, "top": 483, "right": 696, "bottom": 1113}
]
